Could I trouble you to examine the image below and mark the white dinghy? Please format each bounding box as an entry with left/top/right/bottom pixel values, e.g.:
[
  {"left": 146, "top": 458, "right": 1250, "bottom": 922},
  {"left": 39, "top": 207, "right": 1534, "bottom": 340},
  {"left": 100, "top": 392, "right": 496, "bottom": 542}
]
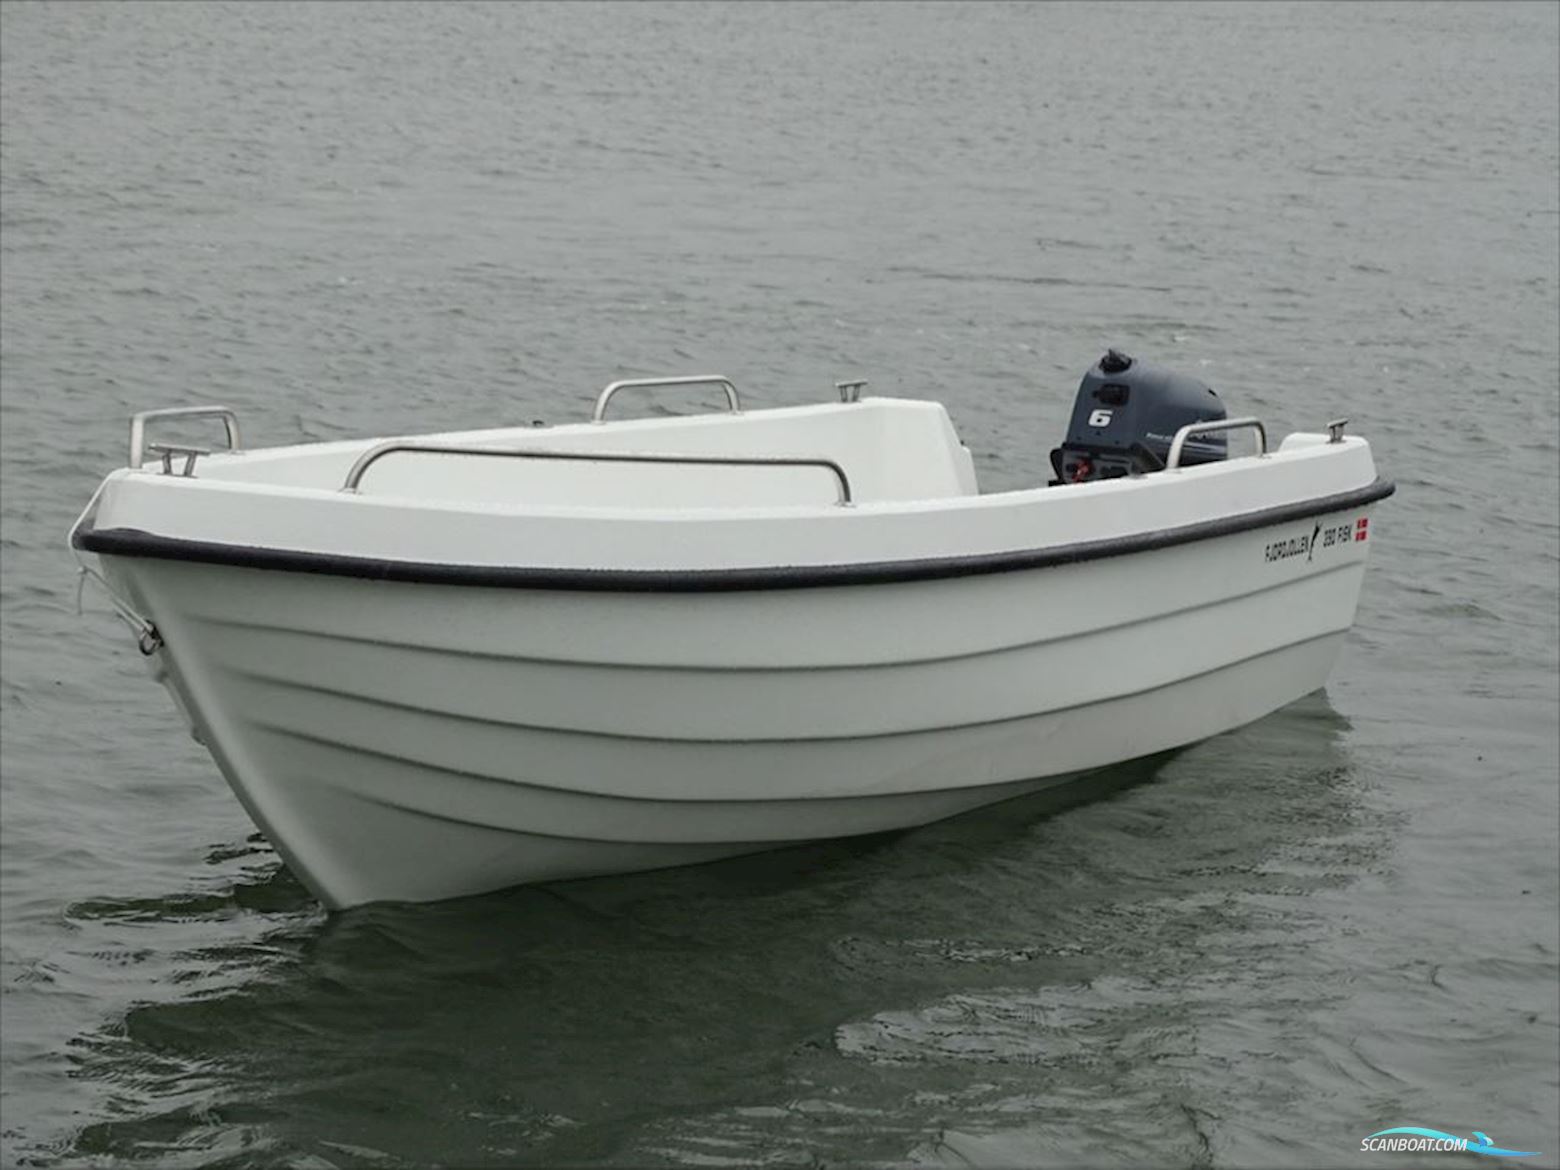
[{"left": 72, "top": 352, "right": 1393, "bottom": 909}]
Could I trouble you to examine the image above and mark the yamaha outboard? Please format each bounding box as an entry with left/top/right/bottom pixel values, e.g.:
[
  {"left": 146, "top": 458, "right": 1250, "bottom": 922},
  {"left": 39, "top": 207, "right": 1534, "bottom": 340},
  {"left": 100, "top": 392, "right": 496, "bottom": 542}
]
[{"left": 1050, "top": 349, "right": 1227, "bottom": 484}]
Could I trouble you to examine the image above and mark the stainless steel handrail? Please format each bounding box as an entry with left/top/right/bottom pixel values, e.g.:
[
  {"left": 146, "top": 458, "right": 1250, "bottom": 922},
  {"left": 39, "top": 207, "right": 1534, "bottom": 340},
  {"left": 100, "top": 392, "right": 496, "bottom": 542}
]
[
  {"left": 129, "top": 406, "right": 241, "bottom": 470},
  {"left": 593, "top": 376, "right": 741, "bottom": 423},
  {"left": 1166, "top": 417, "right": 1267, "bottom": 471},
  {"left": 145, "top": 442, "right": 209, "bottom": 477},
  {"left": 341, "top": 442, "right": 854, "bottom": 505}
]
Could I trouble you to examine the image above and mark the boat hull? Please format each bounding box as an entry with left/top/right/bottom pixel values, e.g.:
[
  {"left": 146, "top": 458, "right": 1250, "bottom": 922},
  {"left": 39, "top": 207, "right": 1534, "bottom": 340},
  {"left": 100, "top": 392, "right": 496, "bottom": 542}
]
[{"left": 103, "top": 525, "right": 1368, "bottom": 908}]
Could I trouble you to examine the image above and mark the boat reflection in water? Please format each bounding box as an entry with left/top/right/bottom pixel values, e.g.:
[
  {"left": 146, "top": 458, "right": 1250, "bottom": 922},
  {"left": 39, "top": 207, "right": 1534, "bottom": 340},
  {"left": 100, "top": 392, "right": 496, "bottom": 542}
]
[{"left": 61, "top": 693, "right": 1370, "bottom": 1168}]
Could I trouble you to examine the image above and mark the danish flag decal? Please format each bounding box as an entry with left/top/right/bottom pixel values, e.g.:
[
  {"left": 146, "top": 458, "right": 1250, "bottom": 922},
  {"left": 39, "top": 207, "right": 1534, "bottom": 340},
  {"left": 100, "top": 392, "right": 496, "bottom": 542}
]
[{"left": 1355, "top": 517, "right": 1370, "bottom": 542}]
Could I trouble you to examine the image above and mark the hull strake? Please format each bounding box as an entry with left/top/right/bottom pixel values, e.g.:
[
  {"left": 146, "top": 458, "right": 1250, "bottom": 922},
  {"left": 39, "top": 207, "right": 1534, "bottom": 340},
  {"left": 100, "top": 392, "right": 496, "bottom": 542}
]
[
  {"left": 208, "top": 566, "right": 1363, "bottom": 753},
  {"left": 217, "top": 635, "right": 1346, "bottom": 907}
]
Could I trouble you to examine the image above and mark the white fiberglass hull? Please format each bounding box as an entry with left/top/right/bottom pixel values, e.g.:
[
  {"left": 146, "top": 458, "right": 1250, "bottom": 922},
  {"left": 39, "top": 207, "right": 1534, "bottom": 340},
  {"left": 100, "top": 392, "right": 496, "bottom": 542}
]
[
  {"left": 75, "top": 398, "right": 1391, "bottom": 908},
  {"left": 104, "top": 536, "right": 1366, "bottom": 908}
]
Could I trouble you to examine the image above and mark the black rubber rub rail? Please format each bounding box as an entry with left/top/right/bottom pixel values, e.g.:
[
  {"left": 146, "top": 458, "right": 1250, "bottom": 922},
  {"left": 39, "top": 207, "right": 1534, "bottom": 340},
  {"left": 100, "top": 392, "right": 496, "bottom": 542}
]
[{"left": 75, "top": 478, "right": 1395, "bottom": 594}]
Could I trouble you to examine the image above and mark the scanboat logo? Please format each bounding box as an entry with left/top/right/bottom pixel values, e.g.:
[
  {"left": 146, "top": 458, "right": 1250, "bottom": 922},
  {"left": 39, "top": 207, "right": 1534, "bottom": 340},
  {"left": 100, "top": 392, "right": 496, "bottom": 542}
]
[{"left": 1361, "top": 1127, "right": 1541, "bottom": 1157}]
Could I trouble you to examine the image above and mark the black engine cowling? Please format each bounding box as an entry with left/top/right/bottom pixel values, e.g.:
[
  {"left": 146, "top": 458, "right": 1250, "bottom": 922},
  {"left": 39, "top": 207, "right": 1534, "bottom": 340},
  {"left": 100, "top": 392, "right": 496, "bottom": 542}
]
[{"left": 1050, "top": 349, "right": 1227, "bottom": 484}]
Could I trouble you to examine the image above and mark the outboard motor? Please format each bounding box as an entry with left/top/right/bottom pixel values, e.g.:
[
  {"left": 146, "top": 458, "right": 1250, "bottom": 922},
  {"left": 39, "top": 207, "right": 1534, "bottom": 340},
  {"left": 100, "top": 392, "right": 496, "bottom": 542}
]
[{"left": 1050, "top": 349, "right": 1227, "bottom": 484}]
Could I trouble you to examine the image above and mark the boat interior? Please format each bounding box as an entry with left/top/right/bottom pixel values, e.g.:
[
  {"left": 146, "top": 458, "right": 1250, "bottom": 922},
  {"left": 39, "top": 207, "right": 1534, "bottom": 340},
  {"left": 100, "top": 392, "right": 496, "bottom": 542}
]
[
  {"left": 139, "top": 386, "right": 981, "bottom": 511},
  {"left": 122, "top": 367, "right": 1304, "bottom": 515}
]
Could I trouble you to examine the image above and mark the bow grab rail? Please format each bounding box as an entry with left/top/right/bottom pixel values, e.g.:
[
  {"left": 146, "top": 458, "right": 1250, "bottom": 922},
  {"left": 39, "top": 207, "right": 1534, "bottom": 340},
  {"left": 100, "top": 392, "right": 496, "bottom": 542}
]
[
  {"left": 1166, "top": 417, "right": 1267, "bottom": 471},
  {"left": 593, "top": 376, "right": 741, "bottom": 423},
  {"left": 342, "top": 443, "right": 854, "bottom": 506},
  {"left": 129, "top": 406, "right": 242, "bottom": 470}
]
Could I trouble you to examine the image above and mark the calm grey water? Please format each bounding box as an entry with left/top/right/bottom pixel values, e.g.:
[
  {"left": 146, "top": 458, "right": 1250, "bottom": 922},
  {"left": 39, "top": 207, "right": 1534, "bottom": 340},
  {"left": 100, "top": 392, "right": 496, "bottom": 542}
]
[{"left": 2, "top": 2, "right": 1557, "bottom": 1167}]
